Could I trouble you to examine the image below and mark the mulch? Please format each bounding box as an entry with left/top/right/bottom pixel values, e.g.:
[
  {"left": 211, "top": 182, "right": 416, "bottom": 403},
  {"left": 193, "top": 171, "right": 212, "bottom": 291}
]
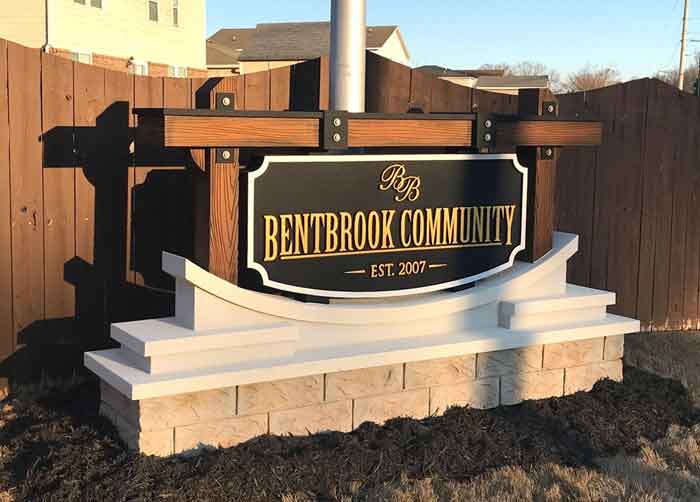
[{"left": 0, "top": 366, "right": 697, "bottom": 502}]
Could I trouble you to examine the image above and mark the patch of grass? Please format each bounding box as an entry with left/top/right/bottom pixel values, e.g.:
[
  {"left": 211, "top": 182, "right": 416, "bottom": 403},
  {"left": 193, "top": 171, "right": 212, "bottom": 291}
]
[{"left": 291, "top": 424, "right": 700, "bottom": 502}]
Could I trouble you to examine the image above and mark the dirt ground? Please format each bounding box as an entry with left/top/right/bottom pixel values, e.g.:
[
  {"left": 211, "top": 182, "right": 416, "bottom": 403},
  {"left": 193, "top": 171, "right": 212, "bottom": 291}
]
[{"left": 0, "top": 367, "right": 697, "bottom": 502}]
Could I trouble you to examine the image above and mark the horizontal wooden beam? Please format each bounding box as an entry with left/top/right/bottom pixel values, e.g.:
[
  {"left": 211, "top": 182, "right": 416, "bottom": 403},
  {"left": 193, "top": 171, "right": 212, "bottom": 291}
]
[
  {"left": 348, "top": 119, "right": 472, "bottom": 147},
  {"left": 499, "top": 120, "right": 602, "bottom": 147},
  {"left": 133, "top": 108, "right": 602, "bottom": 150},
  {"left": 163, "top": 115, "right": 320, "bottom": 147}
]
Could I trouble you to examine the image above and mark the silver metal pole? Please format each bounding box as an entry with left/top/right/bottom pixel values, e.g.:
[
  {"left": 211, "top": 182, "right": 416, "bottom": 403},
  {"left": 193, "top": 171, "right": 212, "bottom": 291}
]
[
  {"left": 330, "top": 0, "right": 366, "bottom": 112},
  {"left": 679, "top": 0, "right": 690, "bottom": 90}
]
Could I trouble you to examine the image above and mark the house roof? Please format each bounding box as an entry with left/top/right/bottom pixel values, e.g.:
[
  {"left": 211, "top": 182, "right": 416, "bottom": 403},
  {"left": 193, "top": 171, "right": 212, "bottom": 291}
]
[
  {"left": 207, "top": 22, "right": 401, "bottom": 65},
  {"left": 476, "top": 75, "right": 550, "bottom": 89},
  {"left": 415, "top": 65, "right": 506, "bottom": 78},
  {"left": 206, "top": 28, "right": 255, "bottom": 66}
]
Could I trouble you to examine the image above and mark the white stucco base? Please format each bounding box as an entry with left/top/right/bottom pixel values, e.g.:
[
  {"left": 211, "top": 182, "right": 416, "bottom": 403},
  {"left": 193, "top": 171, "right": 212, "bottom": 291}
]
[{"left": 85, "top": 232, "right": 639, "bottom": 454}]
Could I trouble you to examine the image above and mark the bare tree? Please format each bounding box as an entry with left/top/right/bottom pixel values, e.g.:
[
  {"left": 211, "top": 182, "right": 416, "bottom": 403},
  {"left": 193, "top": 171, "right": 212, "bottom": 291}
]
[
  {"left": 561, "top": 65, "right": 621, "bottom": 93},
  {"left": 655, "top": 51, "right": 700, "bottom": 93}
]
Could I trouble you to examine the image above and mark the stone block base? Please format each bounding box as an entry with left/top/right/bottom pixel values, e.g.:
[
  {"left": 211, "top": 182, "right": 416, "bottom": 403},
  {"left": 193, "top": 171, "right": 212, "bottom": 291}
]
[{"left": 100, "top": 335, "right": 623, "bottom": 456}]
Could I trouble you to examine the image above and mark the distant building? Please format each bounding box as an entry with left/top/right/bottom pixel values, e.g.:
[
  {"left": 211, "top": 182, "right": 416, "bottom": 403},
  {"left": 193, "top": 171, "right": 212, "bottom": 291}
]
[
  {"left": 416, "top": 65, "right": 550, "bottom": 95},
  {"left": 0, "top": 0, "right": 207, "bottom": 77},
  {"left": 207, "top": 22, "right": 410, "bottom": 76}
]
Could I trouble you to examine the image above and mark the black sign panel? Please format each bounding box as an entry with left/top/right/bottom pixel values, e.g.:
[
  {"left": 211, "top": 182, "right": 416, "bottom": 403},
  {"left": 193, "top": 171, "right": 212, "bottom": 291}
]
[{"left": 245, "top": 154, "right": 527, "bottom": 298}]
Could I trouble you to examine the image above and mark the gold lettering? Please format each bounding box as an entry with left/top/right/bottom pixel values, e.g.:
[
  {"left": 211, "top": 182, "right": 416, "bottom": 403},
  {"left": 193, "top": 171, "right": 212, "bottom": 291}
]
[
  {"left": 293, "top": 213, "right": 309, "bottom": 255},
  {"left": 381, "top": 210, "right": 396, "bottom": 249},
  {"left": 504, "top": 205, "right": 517, "bottom": 245},
  {"left": 325, "top": 213, "right": 339, "bottom": 252},
  {"left": 426, "top": 208, "right": 442, "bottom": 246},
  {"left": 459, "top": 207, "right": 471, "bottom": 244},
  {"left": 264, "top": 215, "right": 279, "bottom": 261},
  {"left": 494, "top": 206, "right": 503, "bottom": 242},
  {"left": 354, "top": 211, "right": 367, "bottom": 250},
  {"left": 310, "top": 213, "right": 324, "bottom": 253},
  {"left": 280, "top": 214, "right": 293, "bottom": 256},
  {"left": 400, "top": 210, "right": 412, "bottom": 247},
  {"left": 339, "top": 212, "right": 353, "bottom": 252},
  {"left": 378, "top": 163, "right": 421, "bottom": 202},
  {"left": 412, "top": 209, "right": 425, "bottom": 246},
  {"left": 472, "top": 207, "right": 484, "bottom": 243},
  {"left": 484, "top": 206, "right": 492, "bottom": 243},
  {"left": 443, "top": 207, "right": 458, "bottom": 245},
  {"left": 367, "top": 211, "right": 381, "bottom": 249}
]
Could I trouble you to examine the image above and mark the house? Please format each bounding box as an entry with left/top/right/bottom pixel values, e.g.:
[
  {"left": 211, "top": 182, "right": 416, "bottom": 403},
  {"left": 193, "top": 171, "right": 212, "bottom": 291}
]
[
  {"left": 207, "top": 22, "right": 410, "bottom": 76},
  {"left": 416, "top": 65, "right": 550, "bottom": 95},
  {"left": 0, "top": 0, "right": 207, "bottom": 77}
]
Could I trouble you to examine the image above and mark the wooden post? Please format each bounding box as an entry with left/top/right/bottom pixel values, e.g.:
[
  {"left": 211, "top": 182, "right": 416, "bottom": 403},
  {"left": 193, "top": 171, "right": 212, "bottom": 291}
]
[{"left": 517, "top": 88, "right": 558, "bottom": 262}]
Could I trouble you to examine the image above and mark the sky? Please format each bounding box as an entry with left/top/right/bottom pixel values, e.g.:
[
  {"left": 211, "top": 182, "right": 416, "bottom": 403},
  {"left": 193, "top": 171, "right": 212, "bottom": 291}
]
[{"left": 206, "top": 0, "right": 696, "bottom": 80}]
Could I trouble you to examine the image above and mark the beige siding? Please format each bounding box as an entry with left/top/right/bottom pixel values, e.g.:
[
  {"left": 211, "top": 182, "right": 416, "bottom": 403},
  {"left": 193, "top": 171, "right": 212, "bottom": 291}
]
[
  {"left": 370, "top": 30, "right": 409, "bottom": 65},
  {"left": 53, "top": 0, "right": 206, "bottom": 69},
  {"left": 0, "top": 0, "right": 46, "bottom": 48}
]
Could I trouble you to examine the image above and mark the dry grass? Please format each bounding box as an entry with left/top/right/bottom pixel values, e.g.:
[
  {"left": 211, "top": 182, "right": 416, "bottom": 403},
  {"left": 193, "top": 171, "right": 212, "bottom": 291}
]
[
  {"left": 626, "top": 331, "right": 700, "bottom": 406},
  {"left": 282, "top": 424, "right": 700, "bottom": 502}
]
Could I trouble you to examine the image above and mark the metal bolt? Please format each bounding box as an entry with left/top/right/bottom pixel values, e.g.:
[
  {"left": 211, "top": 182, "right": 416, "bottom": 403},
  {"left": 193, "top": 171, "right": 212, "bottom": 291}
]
[
  {"left": 333, "top": 133, "right": 342, "bottom": 143},
  {"left": 484, "top": 133, "right": 492, "bottom": 143},
  {"left": 544, "top": 147, "right": 554, "bottom": 157},
  {"left": 221, "top": 150, "right": 232, "bottom": 160},
  {"left": 222, "top": 96, "right": 231, "bottom": 107},
  {"left": 333, "top": 117, "right": 342, "bottom": 127},
  {"left": 546, "top": 104, "right": 555, "bottom": 114},
  {"left": 484, "top": 119, "right": 493, "bottom": 129}
]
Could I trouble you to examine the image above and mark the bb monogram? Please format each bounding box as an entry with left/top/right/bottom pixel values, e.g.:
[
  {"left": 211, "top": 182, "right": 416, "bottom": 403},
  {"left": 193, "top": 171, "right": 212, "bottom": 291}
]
[{"left": 378, "top": 164, "right": 421, "bottom": 202}]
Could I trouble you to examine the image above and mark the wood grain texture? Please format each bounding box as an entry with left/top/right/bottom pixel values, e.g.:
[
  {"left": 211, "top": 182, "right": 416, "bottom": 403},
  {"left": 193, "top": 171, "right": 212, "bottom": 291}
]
[
  {"left": 500, "top": 121, "right": 602, "bottom": 147},
  {"left": 132, "top": 75, "right": 163, "bottom": 285},
  {"left": 554, "top": 92, "right": 597, "bottom": 288},
  {"left": 163, "top": 115, "right": 320, "bottom": 147},
  {"left": 208, "top": 76, "right": 244, "bottom": 283},
  {"left": 681, "top": 94, "right": 700, "bottom": 329},
  {"left": 41, "top": 52, "right": 76, "bottom": 320},
  {"left": 0, "top": 39, "right": 12, "bottom": 358},
  {"left": 74, "top": 62, "right": 105, "bottom": 267},
  {"left": 408, "top": 68, "right": 433, "bottom": 113},
  {"left": 365, "top": 52, "right": 410, "bottom": 113},
  {"left": 270, "top": 66, "right": 291, "bottom": 111},
  {"left": 516, "top": 89, "right": 558, "bottom": 262},
  {"left": 244, "top": 71, "right": 270, "bottom": 110},
  {"left": 347, "top": 119, "right": 472, "bottom": 147},
  {"left": 7, "top": 42, "right": 44, "bottom": 342}
]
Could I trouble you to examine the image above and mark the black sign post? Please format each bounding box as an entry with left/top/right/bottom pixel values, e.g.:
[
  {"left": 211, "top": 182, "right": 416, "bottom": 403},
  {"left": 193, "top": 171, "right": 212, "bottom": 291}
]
[{"left": 244, "top": 154, "right": 527, "bottom": 298}]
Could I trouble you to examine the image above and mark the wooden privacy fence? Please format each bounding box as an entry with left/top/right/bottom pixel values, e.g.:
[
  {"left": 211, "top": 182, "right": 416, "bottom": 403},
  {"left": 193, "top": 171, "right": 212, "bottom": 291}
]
[
  {"left": 2, "top": 34, "right": 691, "bottom": 380},
  {"left": 556, "top": 78, "right": 700, "bottom": 331}
]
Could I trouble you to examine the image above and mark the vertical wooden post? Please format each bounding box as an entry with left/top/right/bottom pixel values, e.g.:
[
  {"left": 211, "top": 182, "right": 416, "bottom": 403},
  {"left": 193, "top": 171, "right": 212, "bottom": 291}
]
[{"left": 517, "top": 88, "right": 558, "bottom": 262}]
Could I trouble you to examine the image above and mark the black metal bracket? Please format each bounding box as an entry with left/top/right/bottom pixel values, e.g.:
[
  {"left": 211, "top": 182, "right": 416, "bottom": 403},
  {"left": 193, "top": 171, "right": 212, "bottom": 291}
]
[
  {"left": 475, "top": 113, "right": 496, "bottom": 151},
  {"left": 542, "top": 101, "right": 558, "bottom": 116},
  {"left": 215, "top": 148, "right": 236, "bottom": 163},
  {"left": 215, "top": 93, "right": 236, "bottom": 111},
  {"left": 321, "top": 110, "right": 348, "bottom": 150}
]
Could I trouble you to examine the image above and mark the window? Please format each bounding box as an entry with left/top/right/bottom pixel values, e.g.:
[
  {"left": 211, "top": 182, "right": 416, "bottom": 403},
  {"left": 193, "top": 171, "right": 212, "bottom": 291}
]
[
  {"left": 168, "top": 65, "right": 187, "bottom": 78},
  {"left": 74, "top": 0, "right": 86, "bottom": 4},
  {"left": 172, "top": 0, "right": 179, "bottom": 26},
  {"left": 70, "top": 51, "right": 92, "bottom": 65},
  {"left": 90, "top": 0, "right": 102, "bottom": 7},
  {"left": 148, "top": 0, "right": 158, "bottom": 21},
  {"left": 128, "top": 60, "right": 148, "bottom": 76}
]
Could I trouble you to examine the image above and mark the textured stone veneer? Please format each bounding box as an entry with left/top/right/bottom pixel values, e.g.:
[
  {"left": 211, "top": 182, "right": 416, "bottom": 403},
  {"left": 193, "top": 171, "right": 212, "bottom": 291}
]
[{"left": 99, "top": 335, "right": 624, "bottom": 456}]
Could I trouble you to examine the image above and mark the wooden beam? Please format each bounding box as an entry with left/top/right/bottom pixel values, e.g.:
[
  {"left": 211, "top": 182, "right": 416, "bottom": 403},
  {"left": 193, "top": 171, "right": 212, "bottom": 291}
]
[
  {"left": 347, "top": 119, "right": 472, "bottom": 147},
  {"left": 517, "top": 89, "right": 559, "bottom": 263},
  {"left": 164, "top": 115, "right": 320, "bottom": 148},
  {"left": 499, "top": 120, "right": 601, "bottom": 147}
]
